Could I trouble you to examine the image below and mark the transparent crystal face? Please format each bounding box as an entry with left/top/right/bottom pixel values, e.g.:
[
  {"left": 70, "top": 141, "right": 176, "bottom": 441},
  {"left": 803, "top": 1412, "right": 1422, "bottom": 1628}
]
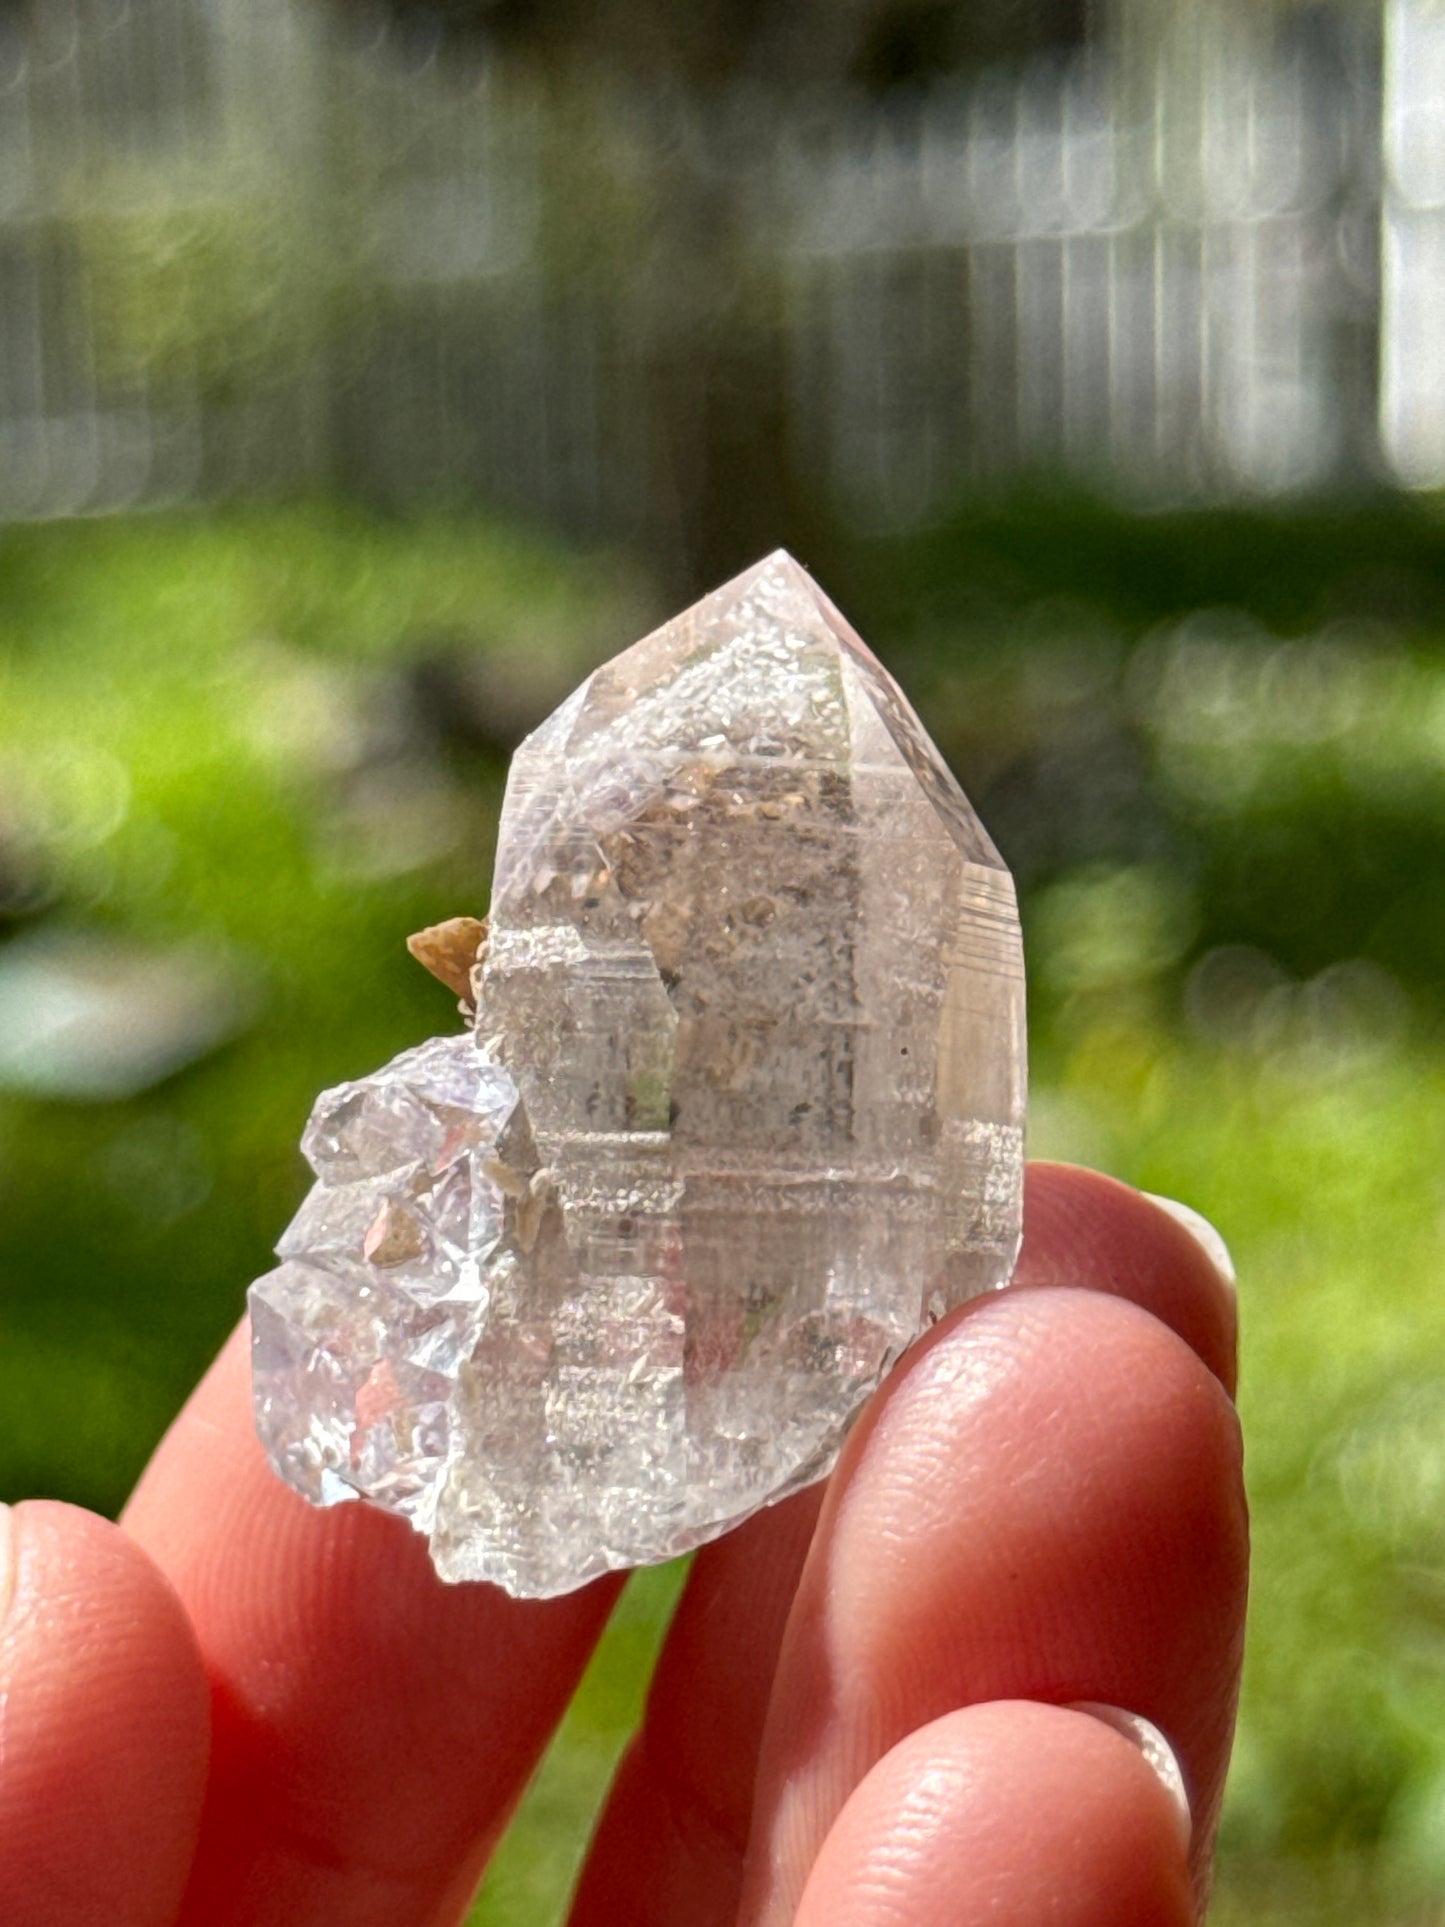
[{"left": 251, "top": 552, "right": 1026, "bottom": 1597}]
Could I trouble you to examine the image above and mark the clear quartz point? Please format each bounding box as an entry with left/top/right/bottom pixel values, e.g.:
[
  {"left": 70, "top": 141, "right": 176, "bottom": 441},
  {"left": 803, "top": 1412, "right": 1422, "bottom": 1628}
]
[{"left": 250, "top": 551, "right": 1026, "bottom": 1597}]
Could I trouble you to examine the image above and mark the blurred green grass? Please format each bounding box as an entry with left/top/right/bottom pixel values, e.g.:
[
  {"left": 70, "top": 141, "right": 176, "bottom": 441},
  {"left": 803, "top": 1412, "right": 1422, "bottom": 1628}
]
[{"left": 1, "top": 498, "right": 1443, "bottom": 1922}]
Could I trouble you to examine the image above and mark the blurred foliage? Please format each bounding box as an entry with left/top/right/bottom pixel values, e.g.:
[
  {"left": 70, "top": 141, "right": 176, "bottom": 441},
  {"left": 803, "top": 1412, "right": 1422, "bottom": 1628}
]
[
  {"left": 0, "top": 495, "right": 1443, "bottom": 1923},
  {"left": 829, "top": 490, "right": 1445, "bottom": 1021}
]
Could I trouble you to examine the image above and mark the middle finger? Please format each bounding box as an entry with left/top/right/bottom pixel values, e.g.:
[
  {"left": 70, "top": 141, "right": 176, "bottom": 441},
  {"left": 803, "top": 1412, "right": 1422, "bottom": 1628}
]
[{"left": 736, "top": 1284, "right": 1247, "bottom": 1924}]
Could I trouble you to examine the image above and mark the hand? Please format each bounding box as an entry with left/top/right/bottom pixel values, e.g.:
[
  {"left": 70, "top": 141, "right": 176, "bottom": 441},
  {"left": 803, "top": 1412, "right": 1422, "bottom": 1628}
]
[{"left": 0, "top": 1163, "right": 1245, "bottom": 1926}]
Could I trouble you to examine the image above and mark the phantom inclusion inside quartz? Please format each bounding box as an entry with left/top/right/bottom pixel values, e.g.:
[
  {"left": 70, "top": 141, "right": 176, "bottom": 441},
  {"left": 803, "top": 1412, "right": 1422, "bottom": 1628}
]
[{"left": 250, "top": 551, "right": 1026, "bottom": 1597}]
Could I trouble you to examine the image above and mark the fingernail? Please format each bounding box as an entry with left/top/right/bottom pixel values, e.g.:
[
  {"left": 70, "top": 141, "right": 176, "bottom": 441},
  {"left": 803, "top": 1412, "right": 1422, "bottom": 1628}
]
[
  {"left": 1070, "top": 1702, "right": 1192, "bottom": 1850},
  {"left": 0, "top": 1504, "right": 14, "bottom": 1624},
  {"left": 1145, "top": 1193, "right": 1236, "bottom": 1295}
]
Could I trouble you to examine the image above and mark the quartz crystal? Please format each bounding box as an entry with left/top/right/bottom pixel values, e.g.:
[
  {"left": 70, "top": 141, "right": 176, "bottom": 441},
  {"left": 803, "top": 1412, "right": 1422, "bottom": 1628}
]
[{"left": 250, "top": 551, "right": 1026, "bottom": 1597}]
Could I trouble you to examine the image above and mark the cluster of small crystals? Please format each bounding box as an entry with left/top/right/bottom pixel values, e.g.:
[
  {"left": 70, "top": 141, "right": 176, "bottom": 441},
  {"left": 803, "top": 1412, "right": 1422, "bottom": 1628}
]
[
  {"left": 250, "top": 552, "right": 1026, "bottom": 1598},
  {"left": 250, "top": 1037, "right": 523, "bottom": 1532}
]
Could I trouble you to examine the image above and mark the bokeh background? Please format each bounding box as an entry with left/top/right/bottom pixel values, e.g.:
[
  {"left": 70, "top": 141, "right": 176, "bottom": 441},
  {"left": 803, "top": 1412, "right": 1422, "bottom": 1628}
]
[{"left": 3, "top": 1, "right": 1445, "bottom": 1920}]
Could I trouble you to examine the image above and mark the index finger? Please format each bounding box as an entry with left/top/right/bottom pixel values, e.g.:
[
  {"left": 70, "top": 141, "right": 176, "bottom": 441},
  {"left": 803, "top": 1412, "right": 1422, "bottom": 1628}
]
[{"left": 123, "top": 1321, "right": 621, "bottom": 1927}]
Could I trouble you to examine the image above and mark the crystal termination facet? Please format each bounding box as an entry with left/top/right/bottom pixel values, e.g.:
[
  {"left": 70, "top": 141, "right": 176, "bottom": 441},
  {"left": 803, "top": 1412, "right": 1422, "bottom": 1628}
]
[{"left": 250, "top": 552, "right": 1027, "bottom": 1597}]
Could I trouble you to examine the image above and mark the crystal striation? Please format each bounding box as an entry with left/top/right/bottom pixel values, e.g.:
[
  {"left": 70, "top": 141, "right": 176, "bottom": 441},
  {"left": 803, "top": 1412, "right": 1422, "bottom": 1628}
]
[{"left": 250, "top": 552, "right": 1026, "bottom": 1597}]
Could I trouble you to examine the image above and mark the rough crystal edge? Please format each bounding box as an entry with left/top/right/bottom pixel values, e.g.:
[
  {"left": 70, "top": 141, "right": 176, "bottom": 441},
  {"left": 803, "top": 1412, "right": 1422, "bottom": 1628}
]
[{"left": 429, "top": 1393, "right": 867, "bottom": 1596}]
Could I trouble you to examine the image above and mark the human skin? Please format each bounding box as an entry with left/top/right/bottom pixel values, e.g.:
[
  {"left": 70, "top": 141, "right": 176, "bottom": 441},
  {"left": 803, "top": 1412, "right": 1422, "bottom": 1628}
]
[{"left": 0, "top": 1163, "right": 1245, "bottom": 1926}]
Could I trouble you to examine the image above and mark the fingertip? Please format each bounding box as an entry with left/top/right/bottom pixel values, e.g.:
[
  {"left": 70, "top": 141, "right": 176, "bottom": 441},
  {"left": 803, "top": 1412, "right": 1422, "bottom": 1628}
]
[
  {"left": 794, "top": 1702, "right": 1195, "bottom": 1927},
  {"left": 1018, "top": 1164, "right": 1238, "bottom": 1395},
  {"left": 0, "top": 1500, "right": 210, "bottom": 1927},
  {"left": 1142, "top": 1194, "right": 1236, "bottom": 1295},
  {"left": 1069, "top": 1702, "right": 1192, "bottom": 1855}
]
